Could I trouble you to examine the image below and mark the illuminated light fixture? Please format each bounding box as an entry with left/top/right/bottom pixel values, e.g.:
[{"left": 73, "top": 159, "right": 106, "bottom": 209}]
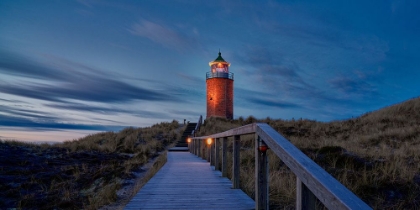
[
  {"left": 206, "top": 138, "right": 213, "bottom": 145},
  {"left": 258, "top": 139, "right": 268, "bottom": 153},
  {"left": 187, "top": 138, "right": 191, "bottom": 143}
]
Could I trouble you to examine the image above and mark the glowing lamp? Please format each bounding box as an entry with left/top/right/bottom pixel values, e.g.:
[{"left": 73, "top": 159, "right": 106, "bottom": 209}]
[
  {"left": 258, "top": 139, "right": 268, "bottom": 153},
  {"left": 206, "top": 138, "right": 213, "bottom": 145},
  {"left": 187, "top": 138, "right": 191, "bottom": 143}
]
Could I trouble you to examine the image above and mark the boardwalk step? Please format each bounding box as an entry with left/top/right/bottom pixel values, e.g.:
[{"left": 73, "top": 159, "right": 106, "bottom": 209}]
[{"left": 176, "top": 123, "right": 197, "bottom": 147}]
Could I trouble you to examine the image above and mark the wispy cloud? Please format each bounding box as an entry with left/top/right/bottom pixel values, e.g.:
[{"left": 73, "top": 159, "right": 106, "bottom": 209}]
[
  {"left": 44, "top": 103, "right": 129, "bottom": 115},
  {"left": 45, "top": 102, "right": 170, "bottom": 119},
  {"left": 245, "top": 97, "right": 300, "bottom": 109},
  {"left": 329, "top": 71, "right": 379, "bottom": 98},
  {"left": 0, "top": 50, "right": 188, "bottom": 131},
  {"left": 235, "top": 47, "right": 316, "bottom": 98},
  {"left": 129, "top": 19, "right": 196, "bottom": 51},
  {"left": 0, "top": 103, "right": 127, "bottom": 131},
  {"left": 231, "top": 44, "right": 384, "bottom": 120},
  {"left": 0, "top": 105, "right": 59, "bottom": 122},
  {"left": 0, "top": 113, "right": 124, "bottom": 131},
  {"left": 76, "top": 0, "right": 93, "bottom": 8},
  {"left": 0, "top": 50, "right": 177, "bottom": 103},
  {"left": 0, "top": 50, "right": 72, "bottom": 81},
  {"left": 247, "top": 1, "right": 391, "bottom": 75},
  {"left": 235, "top": 87, "right": 300, "bottom": 109},
  {"left": 0, "top": 98, "right": 24, "bottom": 103},
  {"left": 166, "top": 109, "right": 203, "bottom": 117}
]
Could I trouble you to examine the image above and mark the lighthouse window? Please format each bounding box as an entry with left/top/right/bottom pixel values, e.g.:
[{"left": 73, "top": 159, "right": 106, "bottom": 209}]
[
  {"left": 220, "top": 67, "right": 228, "bottom": 72},
  {"left": 211, "top": 63, "right": 228, "bottom": 73}
]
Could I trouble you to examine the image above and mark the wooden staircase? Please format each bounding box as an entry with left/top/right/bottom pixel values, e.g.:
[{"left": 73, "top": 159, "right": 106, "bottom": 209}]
[{"left": 175, "top": 122, "right": 197, "bottom": 147}]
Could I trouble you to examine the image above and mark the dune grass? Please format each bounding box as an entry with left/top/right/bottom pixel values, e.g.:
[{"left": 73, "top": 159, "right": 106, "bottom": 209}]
[
  {"left": 2, "top": 97, "right": 420, "bottom": 209},
  {"left": 197, "top": 97, "right": 420, "bottom": 209},
  {"left": 0, "top": 120, "right": 181, "bottom": 209}
]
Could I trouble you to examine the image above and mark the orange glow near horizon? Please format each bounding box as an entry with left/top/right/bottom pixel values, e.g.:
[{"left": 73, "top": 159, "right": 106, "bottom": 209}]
[{"left": 0, "top": 128, "right": 99, "bottom": 143}]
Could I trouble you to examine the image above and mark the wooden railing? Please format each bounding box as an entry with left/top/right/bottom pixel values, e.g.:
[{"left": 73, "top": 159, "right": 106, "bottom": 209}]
[
  {"left": 191, "top": 115, "right": 202, "bottom": 137},
  {"left": 189, "top": 123, "right": 372, "bottom": 210}
]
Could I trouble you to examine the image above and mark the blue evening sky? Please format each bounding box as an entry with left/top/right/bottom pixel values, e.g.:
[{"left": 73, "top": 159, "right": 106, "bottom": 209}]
[{"left": 1, "top": 1, "right": 419, "bottom": 142}]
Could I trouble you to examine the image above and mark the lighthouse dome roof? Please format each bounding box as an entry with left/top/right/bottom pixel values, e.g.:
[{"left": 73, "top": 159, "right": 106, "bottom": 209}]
[
  {"left": 214, "top": 52, "right": 226, "bottom": 62},
  {"left": 209, "top": 51, "right": 230, "bottom": 66}
]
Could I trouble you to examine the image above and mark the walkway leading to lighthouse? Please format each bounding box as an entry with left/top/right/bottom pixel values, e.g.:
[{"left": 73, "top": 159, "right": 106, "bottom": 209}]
[{"left": 124, "top": 152, "right": 254, "bottom": 210}]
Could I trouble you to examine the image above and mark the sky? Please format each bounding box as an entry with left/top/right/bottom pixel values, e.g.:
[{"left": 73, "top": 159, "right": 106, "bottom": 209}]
[{"left": 1, "top": 0, "right": 420, "bottom": 142}]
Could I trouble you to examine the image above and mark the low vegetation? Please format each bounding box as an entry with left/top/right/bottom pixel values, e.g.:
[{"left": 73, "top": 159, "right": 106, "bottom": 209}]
[
  {"left": 2, "top": 97, "right": 419, "bottom": 209},
  {"left": 0, "top": 120, "right": 181, "bottom": 209},
  {"left": 197, "top": 97, "right": 420, "bottom": 209}
]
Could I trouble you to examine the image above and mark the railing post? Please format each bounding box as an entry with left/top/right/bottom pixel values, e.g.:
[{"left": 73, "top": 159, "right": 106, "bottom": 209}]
[
  {"left": 197, "top": 139, "right": 201, "bottom": 157},
  {"left": 202, "top": 139, "right": 206, "bottom": 160},
  {"left": 210, "top": 139, "right": 215, "bottom": 166},
  {"left": 196, "top": 139, "right": 199, "bottom": 156},
  {"left": 232, "top": 135, "right": 240, "bottom": 189},
  {"left": 222, "top": 137, "right": 228, "bottom": 177},
  {"left": 215, "top": 138, "right": 220, "bottom": 170},
  {"left": 194, "top": 139, "right": 198, "bottom": 155},
  {"left": 199, "top": 139, "right": 202, "bottom": 158},
  {"left": 296, "top": 177, "right": 317, "bottom": 210},
  {"left": 194, "top": 140, "right": 196, "bottom": 154},
  {"left": 255, "top": 135, "right": 269, "bottom": 210},
  {"left": 207, "top": 139, "right": 211, "bottom": 162}
]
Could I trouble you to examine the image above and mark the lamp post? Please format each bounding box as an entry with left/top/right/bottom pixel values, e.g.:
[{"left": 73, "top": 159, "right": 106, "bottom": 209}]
[
  {"left": 206, "top": 138, "right": 213, "bottom": 162},
  {"left": 256, "top": 136, "right": 269, "bottom": 209},
  {"left": 187, "top": 137, "right": 191, "bottom": 151},
  {"left": 258, "top": 138, "right": 268, "bottom": 153}
]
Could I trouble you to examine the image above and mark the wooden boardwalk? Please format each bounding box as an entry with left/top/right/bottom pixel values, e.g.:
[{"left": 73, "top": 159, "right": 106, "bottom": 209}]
[{"left": 125, "top": 152, "right": 255, "bottom": 210}]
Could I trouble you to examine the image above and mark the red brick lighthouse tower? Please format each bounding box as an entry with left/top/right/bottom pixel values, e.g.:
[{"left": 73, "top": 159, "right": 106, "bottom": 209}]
[{"left": 206, "top": 51, "right": 234, "bottom": 119}]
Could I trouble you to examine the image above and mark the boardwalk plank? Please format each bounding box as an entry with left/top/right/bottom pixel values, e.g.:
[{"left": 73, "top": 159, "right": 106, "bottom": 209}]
[{"left": 124, "top": 152, "right": 254, "bottom": 210}]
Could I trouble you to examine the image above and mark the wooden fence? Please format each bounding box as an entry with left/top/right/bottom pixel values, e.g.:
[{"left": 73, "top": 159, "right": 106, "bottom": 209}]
[{"left": 189, "top": 123, "right": 372, "bottom": 210}]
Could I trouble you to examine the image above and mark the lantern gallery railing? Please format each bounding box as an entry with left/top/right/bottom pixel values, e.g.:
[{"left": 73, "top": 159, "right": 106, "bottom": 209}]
[
  {"left": 188, "top": 123, "right": 372, "bottom": 210},
  {"left": 206, "top": 72, "right": 234, "bottom": 80}
]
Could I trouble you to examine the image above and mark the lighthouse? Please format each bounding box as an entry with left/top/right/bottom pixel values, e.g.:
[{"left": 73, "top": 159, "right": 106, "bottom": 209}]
[{"left": 206, "top": 51, "right": 234, "bottom": 119}]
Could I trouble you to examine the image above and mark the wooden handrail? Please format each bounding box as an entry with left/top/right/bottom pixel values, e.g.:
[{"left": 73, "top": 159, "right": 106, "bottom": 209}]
[
  {"left": 190, "top": 123, "right": 372, "bottom": 210},
  {"left": 195, "top": 115, "right": 202, "bottom": 133},
  {"left": 190, "top": 115, "right": 202, "bottom": 137}
]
